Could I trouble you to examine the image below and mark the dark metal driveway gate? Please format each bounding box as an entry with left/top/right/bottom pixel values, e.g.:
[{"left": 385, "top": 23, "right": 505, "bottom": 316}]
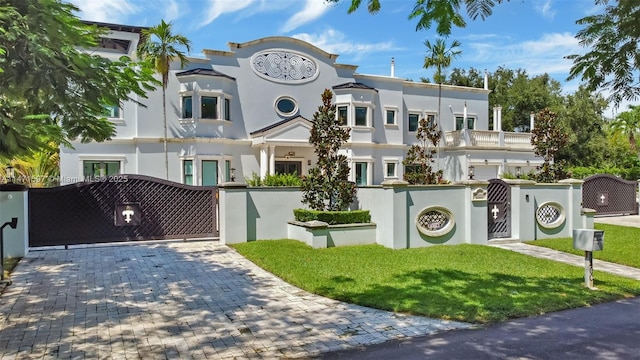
[
  {"left": 488, "top": 179, "right": 511, "bottom": 239},
  {"left": 29, "top": 175, "right": 218, "bottom": 247},
  {"left": 583, "top": 174, "right": 638, "bottom": 216}
]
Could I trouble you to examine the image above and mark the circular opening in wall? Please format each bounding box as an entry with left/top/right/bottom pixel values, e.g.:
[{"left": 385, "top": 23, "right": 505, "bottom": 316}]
[
  {"left": 536, "top": 201, "right": 566, "bottom": 229},
  {"left": 416, "top": 206, "right": 455, "bottom": 237},
  {"left": 275, "top": 96, "right": 298, "bottom": 117}
]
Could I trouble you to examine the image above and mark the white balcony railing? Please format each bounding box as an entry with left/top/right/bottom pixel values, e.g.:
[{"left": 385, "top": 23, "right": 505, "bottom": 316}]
[{"left": 443, "top": 130, "right": 533, "bottom": 149}]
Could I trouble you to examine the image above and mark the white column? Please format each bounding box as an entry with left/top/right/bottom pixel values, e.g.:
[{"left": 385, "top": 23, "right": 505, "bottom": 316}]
[
  {"left": 269, "top": 145, "right": 276, "bottom": 175},
  {"left": 493, "top": 106, "right": 498, "bottom": 131},
  {"left": 496, "top": 106, "right": 502, "bottom": 131},
  {"left": 259, "top": 146, "right": 268, "bottom": 179},
  {"left": 463, "top": 102, "right": 468, "bottom": 130},
  {"left": 530, "top": 112, "right": 535, "bottom": 132}
]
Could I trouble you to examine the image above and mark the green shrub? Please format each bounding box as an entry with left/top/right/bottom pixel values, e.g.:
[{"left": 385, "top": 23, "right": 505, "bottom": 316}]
[
  {"left": 293, "top": 208, "right": 371, "bottom": 225},
  {"left": 568, "top": 166, "right": 640, "bottom": 180},
  {"left": 245, "top": 172, "right": 302, "bottom": 187}
]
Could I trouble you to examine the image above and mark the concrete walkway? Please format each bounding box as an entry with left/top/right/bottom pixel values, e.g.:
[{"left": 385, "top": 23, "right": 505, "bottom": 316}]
[
  {"left": 492, "top": 243, "right": 640, "bottom": 281},
  {"left": 0, "top": 242, "right": 470, "bottom": 359},
  {"left": 491, "top": 215, "right": 640, "bottom": 281}
]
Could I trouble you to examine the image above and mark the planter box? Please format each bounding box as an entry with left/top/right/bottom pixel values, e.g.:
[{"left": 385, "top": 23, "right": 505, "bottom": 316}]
[{"left": 287, "top": 221, "right": 377, "bottom": 248}]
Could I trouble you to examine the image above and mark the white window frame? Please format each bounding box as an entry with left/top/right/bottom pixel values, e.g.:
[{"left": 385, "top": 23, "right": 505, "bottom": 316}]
[
  {"left": 336, "top": 103, "right": 349, "bottom": 126},
  {"left": 423, "top": 112, "right": 437, "bottom": 128},
  {"left": 408, "top": 110, "right": 422, "bottom": 132},
  {"left": 179, "top": 91, "right": 194, "bottom": 123},
  {"left": 78, "top": 155, "right": 126, "bottom": 180},
  {"left": 351, "top": 158, "right": 374, "bottom": 186},
  {"left": 335, "top": 102, "right": 375, "bottom": 128},
  {"left": 198, "top": 90, "right": 224, "bottom": 122},
  {"left": 383, "top": 157, "right": 401, "bottom": 179},
  {"left": 181, "top": 157, "right": 195, "bottom": 185},
  {"left": 384, "top": 106, "right": 398, "bottom": 127},
  {"left": 455, "top": 113, "right": 477, "bottom": 130},
  {"left": 352, "top": 101, "right": 375, "bottom": 128},
  {"left": 179, "top": 154, "right": 234, "bottom": 185}
]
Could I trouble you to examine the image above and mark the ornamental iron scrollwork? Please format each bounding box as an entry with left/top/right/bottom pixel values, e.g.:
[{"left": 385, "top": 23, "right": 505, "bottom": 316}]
[
  {"left": 536, "top": 201, "right": 566, "bottom": 229},
  {"left": 416, "top": 206, "right": 455, "bottom": 237},
  {"left": 251, "top": 49, "right": 318, "bottom": 83}
]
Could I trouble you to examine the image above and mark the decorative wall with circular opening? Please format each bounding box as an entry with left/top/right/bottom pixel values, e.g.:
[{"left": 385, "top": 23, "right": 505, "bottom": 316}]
[
  {"left": 416, "top": 206, "right": 455, "bottom": 237},
  {"left": 274, "top": 96, "right": 298, "bottom": 117},
  {"left": 536, "top": 201, "right": 566, "bottom": 229},
  {"left": 251, "top": 49, "right": 319, "bottom": 84}
]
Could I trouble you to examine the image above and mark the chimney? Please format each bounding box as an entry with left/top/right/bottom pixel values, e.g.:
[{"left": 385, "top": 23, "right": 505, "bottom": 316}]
[
  {"left": 484, "top": 69, "right": 489, "bottom": 90},
  {"left": 391, "top": 57, "right": 395, "bottom": 77}
]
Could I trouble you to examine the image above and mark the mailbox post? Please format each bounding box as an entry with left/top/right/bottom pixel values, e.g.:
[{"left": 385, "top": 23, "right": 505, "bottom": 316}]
[{"left": 572, "top": 229, "right": 604, "bottom": 289}]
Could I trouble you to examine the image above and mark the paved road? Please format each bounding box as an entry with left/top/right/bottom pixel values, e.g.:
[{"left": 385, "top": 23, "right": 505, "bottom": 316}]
[
  {"left": 0, "top": 241, "right": 469, "bottom": 359},
  {"left": 313, "top": 297, "right": 640, "bottom": 360}
]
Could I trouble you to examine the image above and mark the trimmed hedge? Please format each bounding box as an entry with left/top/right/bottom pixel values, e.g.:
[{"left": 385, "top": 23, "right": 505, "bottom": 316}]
[{"left": 293, "top": 208, "right": 371, "bottom": 225}]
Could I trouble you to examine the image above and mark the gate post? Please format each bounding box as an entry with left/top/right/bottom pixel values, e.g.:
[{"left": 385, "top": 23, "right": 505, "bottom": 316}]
[
  {"left": 0, "top": 184, "right": 29, "bottom": 258},
  {"left": 504, "top": 179, "right": 536, "bottom": 241},
  {"left": 218, "top": 182, "right": 248, "bottom": 244}
]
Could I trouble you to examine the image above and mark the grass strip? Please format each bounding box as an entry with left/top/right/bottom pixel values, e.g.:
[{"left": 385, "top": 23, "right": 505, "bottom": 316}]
[{"left": 231, "top": 240, "right": 640, "bottom": 323}]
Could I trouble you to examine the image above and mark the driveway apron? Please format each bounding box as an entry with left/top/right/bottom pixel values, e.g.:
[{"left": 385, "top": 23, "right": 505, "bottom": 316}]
[{"left": 0, "top": 242, "right": 470, "bottom": 359}]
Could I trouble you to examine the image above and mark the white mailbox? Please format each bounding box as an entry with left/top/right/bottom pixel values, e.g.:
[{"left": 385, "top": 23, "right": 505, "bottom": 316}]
[{"left": 573, "top": 229, "right": 604, "bottom": 252}]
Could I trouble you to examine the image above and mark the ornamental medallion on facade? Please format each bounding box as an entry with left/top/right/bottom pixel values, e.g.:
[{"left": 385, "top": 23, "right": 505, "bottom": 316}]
[{"left": 251, "top": 49, "right": 319, "bottom": 83}]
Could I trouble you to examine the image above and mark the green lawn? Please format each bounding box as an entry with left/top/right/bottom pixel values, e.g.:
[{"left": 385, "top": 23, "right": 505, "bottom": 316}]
[
  {"left": 527, "top": 224, "right": 640, "bottom": 268},
  {"left": 231, "top": 240, "right": 640, "bottom": 324}
]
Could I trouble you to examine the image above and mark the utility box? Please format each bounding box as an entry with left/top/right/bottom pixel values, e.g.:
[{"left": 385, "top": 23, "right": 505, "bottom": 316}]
[{"left": 573, "top": 229, "right": 604, "bottom": 251}]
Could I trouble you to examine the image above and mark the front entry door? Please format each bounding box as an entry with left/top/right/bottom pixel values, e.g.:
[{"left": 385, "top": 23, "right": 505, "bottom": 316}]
[{"left": 488, "top": 179, "right": 511, "bottom": 239}]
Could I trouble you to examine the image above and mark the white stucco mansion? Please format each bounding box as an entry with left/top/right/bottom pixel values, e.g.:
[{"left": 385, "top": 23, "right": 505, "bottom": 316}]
[{"left": 60, "top": 22, "right": 540, "bottom": 186}]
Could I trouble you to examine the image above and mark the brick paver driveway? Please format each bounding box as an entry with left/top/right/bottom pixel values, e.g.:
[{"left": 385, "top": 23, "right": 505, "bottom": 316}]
[{"left": 0, "top": 242, "right": 470, "bottom": 359}]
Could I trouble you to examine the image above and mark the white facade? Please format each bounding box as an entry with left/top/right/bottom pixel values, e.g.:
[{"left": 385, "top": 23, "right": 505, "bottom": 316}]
[{"left": 60, "top": 22, "right": 540, "bottom": 185}]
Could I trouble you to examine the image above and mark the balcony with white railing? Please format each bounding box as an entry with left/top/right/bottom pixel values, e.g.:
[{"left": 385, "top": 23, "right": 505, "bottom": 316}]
[{"left": 443, "top": 130, "right": 533, "bottom": 149}]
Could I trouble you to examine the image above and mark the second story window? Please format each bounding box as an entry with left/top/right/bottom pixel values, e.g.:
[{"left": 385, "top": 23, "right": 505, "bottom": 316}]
[
  {"left": 408, "top": 113, "right": 420, "bottom": 132},
  {"left": 224, "top": 98, "right": 231, "bottom": 121},
  {"left": 355, "top": 106, "right": 367, "bottom": 126},
  {"left": 201, "top": 96, "right": 218, "bottom": 119},
  {"left": 337, "top": 106, "right": 348, "bottom": 126},
  {"left": 456, "top": 116, "right": 476, "bottom": 130},
  {"left": 386, "top": 109, "right": 396, "bottom": 125},
  {"left": 181, "top": 96, "right": 193, "bottom": 118}
]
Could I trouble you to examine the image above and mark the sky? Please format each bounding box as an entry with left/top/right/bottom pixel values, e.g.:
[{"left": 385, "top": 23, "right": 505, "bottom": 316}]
[{"left": 68, "top": 0, "right": 628, "bottom": 116}]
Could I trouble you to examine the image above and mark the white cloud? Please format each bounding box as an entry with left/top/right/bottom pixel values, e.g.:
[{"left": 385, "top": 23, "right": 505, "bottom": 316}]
[
  {"left": 200, "top": 0, "right": 254, "bottom": 28},
  {"left": 163, "top": 0, "right": 181, "bottom": 23},
  {"left": 534, "top": 0, "right": 556, "bottom": 19},
  {"left": 292, "top": 29, "right": 395, "bottom": 60},
  {"left": 281, "top": 0, "right": 332, "bottom": 33},
  {"left": 467, "top": 32, "right": 582, "bottom": 76},
  {"left": 70, "top": 0, "right": 138, "bottom": 23}
]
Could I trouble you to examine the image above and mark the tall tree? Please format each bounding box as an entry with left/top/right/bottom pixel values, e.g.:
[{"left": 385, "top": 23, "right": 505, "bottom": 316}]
[
  {"left": 530, "top": 108, "right": 570, "bottom": 183},
  {"left": 0, "top": 0, "right": 159, "bottom": 160},
  {"left": 567, "top": 0, "right": 640, "bottom": 107},
  {"left": 403, "top": 117, "right": 443, "bottom": 184},
  {"left": 424, "top": 38, "right": 461, "bottom": 134},
  {"left": 301, "top": 90, "right": 356, "bottom": 211},
  {"left": 137, "top": 20, "right": 191, "bottom": 180},
  {"left": 609, "top": 105, "right": 640, "bottom": 154},
  {"left": 556, "top": 86, "right": 609, "bottom": 167},
  {"left": 327, "top": 0, "right": 508, "bottom": 36}
]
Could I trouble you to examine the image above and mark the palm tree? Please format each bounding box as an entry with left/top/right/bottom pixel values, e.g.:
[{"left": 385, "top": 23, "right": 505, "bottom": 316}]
[
  {"left": 137, "top": 20, "right": 191, "bottom": 180},
  {"left": 610, "top": 105, "right": 640, "bottom": 154},
  {"left": 423, "top": 38, "right": 461, "bottom": 168}
]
